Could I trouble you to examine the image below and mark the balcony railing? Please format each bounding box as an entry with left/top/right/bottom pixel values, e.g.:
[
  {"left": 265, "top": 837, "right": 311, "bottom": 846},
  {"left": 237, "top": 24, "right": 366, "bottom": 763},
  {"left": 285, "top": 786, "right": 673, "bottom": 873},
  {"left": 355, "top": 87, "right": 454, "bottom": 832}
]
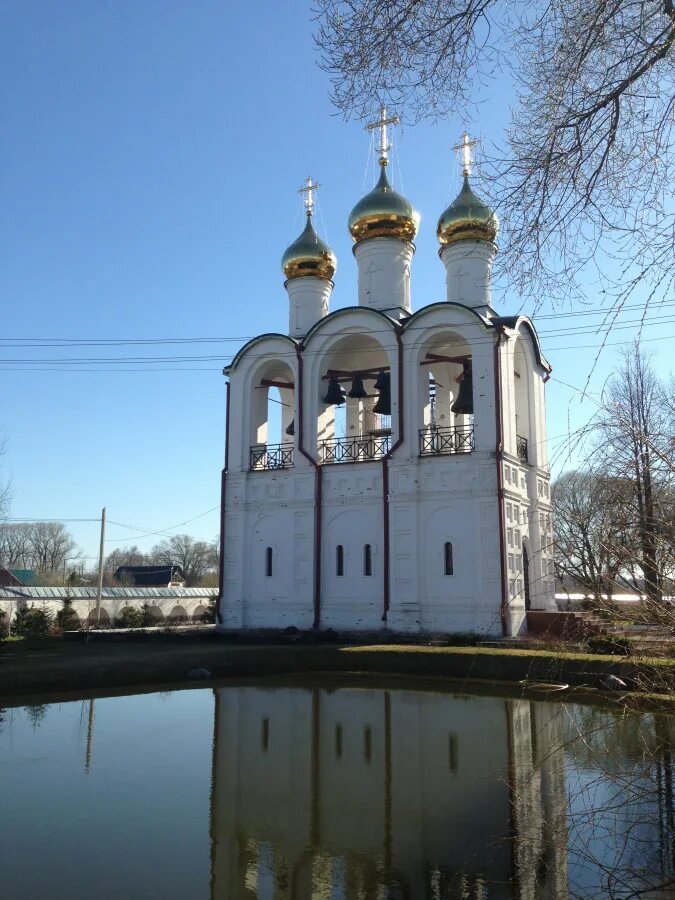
[
  {"left": 319, "top": 433, "right": 391, "bottom": 465},
  {"left": 516, "top": 434, "right": 529, "bottom": 464},
  {"left": 249, "top": 443, "right": 294, "bottom": 471},
  {"left": 418, "top": 425, "right": 474, "bottom": 457}
]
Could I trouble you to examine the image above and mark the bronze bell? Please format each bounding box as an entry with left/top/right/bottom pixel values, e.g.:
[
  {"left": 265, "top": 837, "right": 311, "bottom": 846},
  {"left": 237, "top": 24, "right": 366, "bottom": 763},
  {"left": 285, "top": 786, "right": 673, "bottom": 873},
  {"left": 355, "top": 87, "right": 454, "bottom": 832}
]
[
  {"left": 373, "top": 370, "right": 389, "bottom": 391},
  {"left": 373, "top": 372, "right": 391, "bottom": 416},
  {"left": 323, "top": 376, "right": 346, "bottom": 405},
  {"left": 285, "top": 419, "right": 295, "bottom": 436},
  {"left": 451, "top": 361, "right": 473, "bottom": 415},
  {"left": 347, "top": 374, "right": 368, "bottom": 399}
]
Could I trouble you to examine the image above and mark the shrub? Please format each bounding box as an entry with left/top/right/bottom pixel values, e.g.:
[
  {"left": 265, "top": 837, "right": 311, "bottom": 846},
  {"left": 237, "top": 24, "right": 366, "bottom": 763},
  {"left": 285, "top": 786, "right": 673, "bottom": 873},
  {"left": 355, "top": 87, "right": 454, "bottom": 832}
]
[
  {"left": 116, "top": 606, "right": 143, "bottom": 629},
  {"left": 13, "top": 606, "right": 54, "bottom": 638},
  {"left": 0, "top": 609, "right": 7, "bottom": 638},
  {"left": 585, "top": 634, "right": 633, "bottom": 656},
  {"left": 56, "top": 596, "right": 79, "bottom": 631},
  {"left": 444, "top": 632, "right": 481, "bottom": 647},
  {"left": 140, "top": 602, "right": 156, "bottom": 628}
]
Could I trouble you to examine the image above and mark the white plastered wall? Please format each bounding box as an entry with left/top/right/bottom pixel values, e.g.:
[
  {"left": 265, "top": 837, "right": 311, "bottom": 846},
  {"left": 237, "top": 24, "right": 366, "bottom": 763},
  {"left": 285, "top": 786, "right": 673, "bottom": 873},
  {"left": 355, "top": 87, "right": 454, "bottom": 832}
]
[
  {"left": 354, "top": 238, "right": 414, "bottom": 317},
  {"left": 440, "top": 240, "right": 497, "bottom": 316},
  {"left": 221, "top": 336, "right": 316, "bottom": 630},
  {"left": 303, "top": 310, "right": 399, "bottom": 631},
  {"left": 285, "top": 276, "right": 332, "bottom": 338},
  {"left": 497, "top": 323, "right": 556, "bottom": 629},
  {"left": 385, "top": 305, "right": 502, "bottom": 634}
]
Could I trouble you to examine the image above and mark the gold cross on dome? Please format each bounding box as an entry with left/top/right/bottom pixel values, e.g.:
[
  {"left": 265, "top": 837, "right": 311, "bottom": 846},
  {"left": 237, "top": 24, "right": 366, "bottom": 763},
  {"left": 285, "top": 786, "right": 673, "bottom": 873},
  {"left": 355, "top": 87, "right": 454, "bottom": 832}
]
[
  {"left": 453, "top": 131, "right": 479, "bottom": 176},
  {"left": 366, "top": 105, "right": 400, "bottom": 162},
  {"left": 298, "top": 175, "right": 320, "bottom": 215}
]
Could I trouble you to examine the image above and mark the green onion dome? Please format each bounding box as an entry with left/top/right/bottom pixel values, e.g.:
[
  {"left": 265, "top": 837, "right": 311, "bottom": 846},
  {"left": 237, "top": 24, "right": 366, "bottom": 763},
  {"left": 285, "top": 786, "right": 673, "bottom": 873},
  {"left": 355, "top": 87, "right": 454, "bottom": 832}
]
[
  {"left": 437, "top": 175, "right": 498, "bottom": 247},
  {"left": 348, "top": 163, "right": 419, "bottom": 244},
  {"left": 282, "top": 213, "right": 336, "bottom": 281}
]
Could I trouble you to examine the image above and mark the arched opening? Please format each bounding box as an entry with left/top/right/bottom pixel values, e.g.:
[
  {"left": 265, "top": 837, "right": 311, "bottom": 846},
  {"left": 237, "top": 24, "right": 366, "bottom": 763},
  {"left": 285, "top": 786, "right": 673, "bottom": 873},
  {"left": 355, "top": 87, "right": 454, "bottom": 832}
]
[
  {"left": 168, "top": 604, "right": 188, "bottom": 623},
  {"left": 363, "top": 544, "right": 372, "bottom": 576},
  {"left": 418, "top": 330, "right": 474, "bottom": 457},
  {"left": 318, "top": 333, "right": 394, "bottom": 464},
  {"left": 146, "top": 605, "right": 164, "bottom": 624},
  {"left": 249, "top": 360, "right": 295, "bottom": 471},
  {"left": 192, "top": 604, "right": 209, "bottom": 622},
  {"left": 336, "top": 544, "right": 344, "bottom": 576},
  {"left": 87, "top": 608, "right": 110, "bottom": 627},
  {"left": 444, "top": 542, "right": 454, "bottom": 576},
  {"left": 265, "top": 546, "right": 273, "bottom": 577},
  {"left": 514, "top": 338, "right": 532, "bottom": 464}
]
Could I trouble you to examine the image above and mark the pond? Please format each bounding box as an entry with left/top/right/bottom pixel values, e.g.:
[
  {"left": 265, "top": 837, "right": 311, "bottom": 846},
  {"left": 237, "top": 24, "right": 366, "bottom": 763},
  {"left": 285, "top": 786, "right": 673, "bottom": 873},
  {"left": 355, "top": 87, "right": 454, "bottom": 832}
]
[{"left": 0, "top": 678, "right": 673, "bottom": 898}]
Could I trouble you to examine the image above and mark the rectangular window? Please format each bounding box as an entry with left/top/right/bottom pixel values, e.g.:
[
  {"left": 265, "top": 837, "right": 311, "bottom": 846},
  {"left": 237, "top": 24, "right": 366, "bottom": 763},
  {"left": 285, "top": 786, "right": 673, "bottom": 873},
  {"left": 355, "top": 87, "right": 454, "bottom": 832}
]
[
  {"left": 262, "top": 717, "right": 270, "bottom": 752},
  {"left": 265, "top": 547, "right": 273, "bottom": 577},
  {"left": 363, "top": 544, "right": 372, "bottom": 576},
  {"left": 336, "top": 545, "right": 344, "bottom": 576},
  {"left": 335, "top": 724, "right": 343, "bottom": 760},
  {"left": 444, "top": 542, "right": 454, "bottom": 576}
]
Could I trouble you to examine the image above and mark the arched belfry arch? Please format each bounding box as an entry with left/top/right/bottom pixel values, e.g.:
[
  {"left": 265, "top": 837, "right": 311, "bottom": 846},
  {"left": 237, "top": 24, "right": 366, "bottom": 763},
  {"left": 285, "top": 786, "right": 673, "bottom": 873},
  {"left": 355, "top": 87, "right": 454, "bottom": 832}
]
[
  {"left": 402, "top": 304, "right": 497, "bottom": 455},
  {"left": 224, "top": 336, "right": 298, "bottom": 473},
  {"left": 302, "top": 308, "right": 399, "bottom": 463}
]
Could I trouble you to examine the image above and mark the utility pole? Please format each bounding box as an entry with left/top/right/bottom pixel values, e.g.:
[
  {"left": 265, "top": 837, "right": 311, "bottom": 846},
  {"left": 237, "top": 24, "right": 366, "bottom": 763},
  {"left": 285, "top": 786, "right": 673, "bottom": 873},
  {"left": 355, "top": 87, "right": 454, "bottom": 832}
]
[{"left": 95, "top": 507, "right": 106, "bottom": 625}]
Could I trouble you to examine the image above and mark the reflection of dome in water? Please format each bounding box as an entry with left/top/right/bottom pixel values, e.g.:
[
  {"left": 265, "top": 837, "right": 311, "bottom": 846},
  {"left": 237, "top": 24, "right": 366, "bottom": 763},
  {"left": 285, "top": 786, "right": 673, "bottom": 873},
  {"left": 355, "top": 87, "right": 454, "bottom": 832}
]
[
  {"left": 281, "top": 213, "right": 336, "bottom": 281},
  {"left": 437, "top": 175, "right": 498, "bottom": 247},
  {"left": 348, "top": 163, "right": 419, "bottom": 244}
]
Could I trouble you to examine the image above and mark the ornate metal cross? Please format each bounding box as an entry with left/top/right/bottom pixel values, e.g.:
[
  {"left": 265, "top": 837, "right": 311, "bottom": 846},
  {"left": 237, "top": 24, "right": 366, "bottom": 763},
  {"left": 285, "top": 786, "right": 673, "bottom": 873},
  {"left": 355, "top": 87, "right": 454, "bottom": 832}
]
[
  {"left": 453, "top": 131, "right": 479, "bottom": 176},
  {"left": 298, "top": 175, "right": 320, "bottom": 215},
  {"left": 366, "top": 105, "right": 400, "bottom": 162}
]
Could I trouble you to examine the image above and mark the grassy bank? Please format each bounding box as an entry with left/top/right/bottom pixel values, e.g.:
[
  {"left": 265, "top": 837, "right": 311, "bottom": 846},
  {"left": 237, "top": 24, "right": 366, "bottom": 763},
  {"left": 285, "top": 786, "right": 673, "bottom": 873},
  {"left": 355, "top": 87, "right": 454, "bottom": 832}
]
[{"left": 2, "top": 632, "right": 674, "bottom": 702}]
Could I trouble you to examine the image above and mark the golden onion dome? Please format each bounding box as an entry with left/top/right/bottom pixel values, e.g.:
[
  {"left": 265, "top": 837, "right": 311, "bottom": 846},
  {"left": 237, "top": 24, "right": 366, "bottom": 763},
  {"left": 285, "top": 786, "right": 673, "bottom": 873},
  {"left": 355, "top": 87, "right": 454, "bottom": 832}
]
[
  {"left": 281, "top": 213, "right": 336, "bottom": 281},
  {"left": 437, "top": 175, "right": 498, "bottom": 247},
  {"left": 348, "top": 163, "right": 419, "bottom": 244}
]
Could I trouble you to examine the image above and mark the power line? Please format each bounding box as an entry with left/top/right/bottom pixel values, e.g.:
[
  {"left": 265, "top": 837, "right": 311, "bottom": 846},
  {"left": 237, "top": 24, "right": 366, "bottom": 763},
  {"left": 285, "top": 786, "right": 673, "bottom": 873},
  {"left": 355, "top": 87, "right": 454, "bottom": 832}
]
[
  {"left": 0, "top": 314, "right": 673, "bottom": 364},
  {"left": 0, "top": 329, "right": 672, "bottom": 373},
  {"left": 0, "top": 301, "right": 673, "bottom": 350}
]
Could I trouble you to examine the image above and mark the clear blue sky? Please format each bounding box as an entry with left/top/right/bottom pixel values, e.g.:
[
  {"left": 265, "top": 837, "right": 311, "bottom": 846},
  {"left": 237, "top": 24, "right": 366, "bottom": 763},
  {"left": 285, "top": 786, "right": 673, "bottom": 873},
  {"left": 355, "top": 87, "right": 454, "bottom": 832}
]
[{"left": 1, "top": 1, "right": 673, "bottom": 566}]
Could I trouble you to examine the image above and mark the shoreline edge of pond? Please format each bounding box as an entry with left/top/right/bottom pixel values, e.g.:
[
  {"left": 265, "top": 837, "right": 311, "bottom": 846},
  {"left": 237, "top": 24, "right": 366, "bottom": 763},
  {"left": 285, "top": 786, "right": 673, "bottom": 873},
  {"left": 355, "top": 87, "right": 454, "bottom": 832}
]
[{"left": 2, "top": 634, "right": 674, "bottom": 705}]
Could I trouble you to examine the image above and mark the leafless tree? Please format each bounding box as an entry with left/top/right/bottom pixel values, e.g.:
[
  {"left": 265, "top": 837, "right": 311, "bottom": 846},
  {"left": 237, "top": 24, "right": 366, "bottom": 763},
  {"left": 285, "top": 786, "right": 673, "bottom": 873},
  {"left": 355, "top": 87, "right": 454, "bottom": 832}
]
[
  {"left": 150, "top": 534, "right": 218, "bottom": 586},
  {"left": 595, "top": 346, "right": 674, "bottom": 603},
  {"left": 0, "top": 523, "right": 33, "bottom": 568},
  {"left": 28, "top": 522, "right": 79, "bottom": 574},
  {"left": 314, "top": 0, "right": 675, "bottom": 311},
  {"left": 103, "top": 545, "right": 149, "bottom": 575},
  {"left": 552, "top": 471, "right": 632, "bottom": 600}
]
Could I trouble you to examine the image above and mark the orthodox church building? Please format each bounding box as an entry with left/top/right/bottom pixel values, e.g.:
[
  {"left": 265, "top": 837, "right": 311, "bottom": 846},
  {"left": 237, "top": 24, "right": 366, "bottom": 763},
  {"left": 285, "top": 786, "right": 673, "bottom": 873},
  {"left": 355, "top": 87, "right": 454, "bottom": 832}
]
[{"left": 218, "top": 111, "right": 555, "bottom": 636}]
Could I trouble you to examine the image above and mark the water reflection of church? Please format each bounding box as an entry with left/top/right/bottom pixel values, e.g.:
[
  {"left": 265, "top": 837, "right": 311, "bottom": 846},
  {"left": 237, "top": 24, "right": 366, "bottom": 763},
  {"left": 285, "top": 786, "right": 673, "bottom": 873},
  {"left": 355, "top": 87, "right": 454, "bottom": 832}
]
[{"left": 210, "top": 685, "right": 568, "bottom": 898}]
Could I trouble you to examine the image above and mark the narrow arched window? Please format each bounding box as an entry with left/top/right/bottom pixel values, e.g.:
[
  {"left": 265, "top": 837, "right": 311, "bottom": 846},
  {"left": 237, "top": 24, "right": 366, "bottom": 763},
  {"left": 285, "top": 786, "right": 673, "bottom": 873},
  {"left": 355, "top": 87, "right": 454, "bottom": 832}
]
[
  {"left": 265, "top": 546, "right": 273, "bottom": 577},
  {"left": 336, "top": 544, "right": 344, "bottom": 576},
  {"left": 363, "top": 544, "right": 372, "bottom": 576},
  {"left": 444, "top": 542, "right": 454, "bottom": 576}
]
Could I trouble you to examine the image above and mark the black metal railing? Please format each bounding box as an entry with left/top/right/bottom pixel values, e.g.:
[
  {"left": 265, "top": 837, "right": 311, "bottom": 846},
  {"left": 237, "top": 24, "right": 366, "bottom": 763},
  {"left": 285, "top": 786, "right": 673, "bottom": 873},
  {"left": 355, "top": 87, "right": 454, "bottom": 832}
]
[
  {"left": 249, "top": 443, "right": 294, "bottom": 471},
  {"left": 418, "top": 425, "right": 474, "bottom": 457},
  {"left": 516, "top": 434, "right": 528, "bottom": 463},
  {"left": 319, "top": 433, "right": 391, "bottom": 464}
]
